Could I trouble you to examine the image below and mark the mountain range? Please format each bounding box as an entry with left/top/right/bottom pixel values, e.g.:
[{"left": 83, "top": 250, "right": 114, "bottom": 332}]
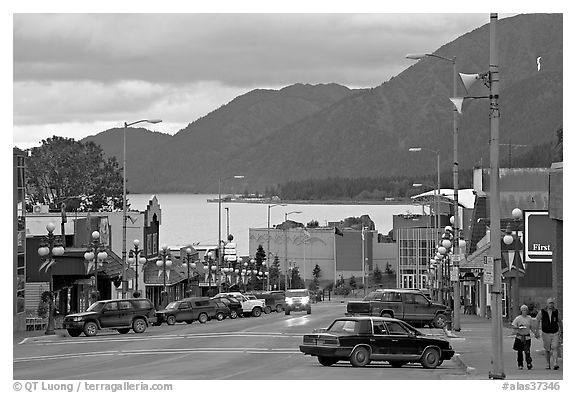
[{"left": 82, "top": 13, "right": 562, "bottom": 194}]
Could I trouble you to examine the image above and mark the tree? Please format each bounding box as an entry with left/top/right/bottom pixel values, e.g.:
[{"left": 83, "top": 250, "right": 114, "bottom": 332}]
[
  {"left": 269, "top": 255, "right": 281, "bottom": 290},
  {"left": 372, "top": 265, "right": 383, "bottom": 284},
  {"left": 312, "top": 263, "right": 322, "bottom": 290},
  {"left": 306, "top": 220, "right": 319, "bottom": 228},
  {"left": 290, "top": 267, "right": 304, "bottom": 289},
  {"left": 349, "top": 275, "right": 357, "bottom": 290},
  {"left": 384, "top": 263, "right": 395, "bottom": 275},
  {"left": 26, "top": 136, "right": 124, "bottom": 212}
]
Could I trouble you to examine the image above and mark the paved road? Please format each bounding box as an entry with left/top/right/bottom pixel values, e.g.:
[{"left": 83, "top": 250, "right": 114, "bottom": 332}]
[{"left": 14, "top": 302, "right": 465, "bottom": 380}]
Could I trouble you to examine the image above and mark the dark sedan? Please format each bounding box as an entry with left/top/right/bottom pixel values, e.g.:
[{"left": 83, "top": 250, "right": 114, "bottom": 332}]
[{"left": 299, "top": 316, "right": 454, "bottom": 368}]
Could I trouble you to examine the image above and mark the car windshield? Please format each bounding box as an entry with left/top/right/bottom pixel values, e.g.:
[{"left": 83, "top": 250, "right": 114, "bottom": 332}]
[
  {"left": 246, "top": 295, "right": 257, "bottom": 300},
  {"left": 362, "top": 292, "right": 381, "bottom": 301},
  {"left": 86, "top": 302, "right": 105, "bottom": 312},
  {"left": 286, "top": 290, "right": 308, "bottom": 297},
  {"left": 327, "top": 320, "right": 359, "bottom": 334},
  {"left": 165, "top": 302, "right": 178, "bottom": 310}
]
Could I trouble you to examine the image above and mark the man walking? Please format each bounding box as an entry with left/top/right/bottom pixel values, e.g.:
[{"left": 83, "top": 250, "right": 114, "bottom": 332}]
[{"left": 536, "top": 298, "right": 562, "bottom": 370}]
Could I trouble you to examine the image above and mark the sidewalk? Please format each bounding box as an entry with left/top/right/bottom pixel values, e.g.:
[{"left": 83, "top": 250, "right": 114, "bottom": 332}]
[{"left": 448, "top": 314, "right": 562, "bottom": 380}]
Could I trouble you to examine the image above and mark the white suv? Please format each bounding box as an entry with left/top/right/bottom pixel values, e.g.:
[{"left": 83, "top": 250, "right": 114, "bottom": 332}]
[{"left": 213, "top": 292, "right": 265, "bottom": 317}]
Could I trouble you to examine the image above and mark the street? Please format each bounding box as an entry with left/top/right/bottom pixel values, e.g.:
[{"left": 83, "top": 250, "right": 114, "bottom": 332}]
[{"left": 14, "top": 301, "right": 466, "bottom": 380}]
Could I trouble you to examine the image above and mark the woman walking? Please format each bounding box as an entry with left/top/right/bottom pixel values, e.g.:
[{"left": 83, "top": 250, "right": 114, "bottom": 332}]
[{"left": 512, "top": 304, "right": 539, "bottom": 370}]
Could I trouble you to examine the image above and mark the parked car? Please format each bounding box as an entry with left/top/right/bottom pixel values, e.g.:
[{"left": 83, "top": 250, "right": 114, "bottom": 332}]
[
  {"left": 252, "top": 291, "right": 285, "bottom": 313},
  {"left": 213, "top": 292, "right": 265, "bottom": 317},
  {"left": 299, "top": 316, "right": 454, "bottom": 368},
  {"left": 211, "top": 296, "right": 242, "bottom": 319},
  {"left": 62, "top": 298, "right": 157, "bottom": 337},
  {"left": 346, "top": 289, "right": 451, "bottom": 328},
  {"left": 211, "top": 299, "right": 232, "bottom": 321},
  {"left": 284, "top": 289, "right": 312, "bottom": 315},
  {"left": 155, "top": 297, "right": 217, "bottom": 325}
]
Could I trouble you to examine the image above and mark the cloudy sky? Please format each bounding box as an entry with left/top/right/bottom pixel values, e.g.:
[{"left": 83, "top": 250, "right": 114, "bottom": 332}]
[{"left": 12, "top": 9, "right": 522, "bottom": 148}]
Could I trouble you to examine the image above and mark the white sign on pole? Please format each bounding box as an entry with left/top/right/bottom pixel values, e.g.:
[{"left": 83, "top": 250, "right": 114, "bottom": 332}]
[
  {"left": 483, "top": 256, "right": 494, "bottom": 285},
  {"left": 450, "top": 267, "right": 459, "bottom": 282}
]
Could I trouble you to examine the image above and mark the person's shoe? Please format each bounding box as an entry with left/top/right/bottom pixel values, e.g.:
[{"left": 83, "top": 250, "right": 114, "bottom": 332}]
[
  {"left": 553, "top": 365, "right": 560, "bottom": 370},
  {"left": 518, "top": 366, "right": 523, "bottom": 370},
  {"left": 546, "top": 365, "right": 551, "bottom": 370},
  {"left": 527, "top": 363, "right": 533, "bottom": 370}
]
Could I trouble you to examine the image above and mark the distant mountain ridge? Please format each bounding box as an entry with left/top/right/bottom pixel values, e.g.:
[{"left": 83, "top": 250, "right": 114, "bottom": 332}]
[{"left": 83, "top": 13, "right": 562, "bottom": 194}]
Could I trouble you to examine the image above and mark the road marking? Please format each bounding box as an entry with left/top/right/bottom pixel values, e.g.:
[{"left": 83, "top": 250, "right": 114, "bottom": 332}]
[
  {"left": 14, "top": 347, "right": 303, "bottom": 363},
  {"left": 23, "top": 332, "right": 304, "bottom": 346}
]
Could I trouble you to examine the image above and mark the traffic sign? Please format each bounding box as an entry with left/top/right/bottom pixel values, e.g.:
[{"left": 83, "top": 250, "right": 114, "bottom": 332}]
[{"left": 483, "top": 256, "right": 494, "bottom": 284}]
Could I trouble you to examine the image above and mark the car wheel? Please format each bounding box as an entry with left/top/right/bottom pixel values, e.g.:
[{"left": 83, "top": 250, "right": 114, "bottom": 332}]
[
  {"left": 389, "top": 361, "right": 407, "bottom": 368},
  {"left": 350, "top": 346, "right": 371, "bottom": 367},
  {"left": 276, "top": 304, "right": 283, "bottom": 313},
  {"left": 318, "top": 356, "right": 337, "bottom": 367},
  {"left": 230, "top": 310, "right": 238, "bottom": 319},
  {"left": 216, "top": 312, "right": 225, "bottom": 321},
  {"left": 264, "top": 306, "right": 272, "bottom": 314},
  {"left": 285, "top": 309, "right": 291, "bottom": 315},
  {"left": 252, "top": 307, "right": 262, "bottom": 317},
  {"left": 307, "top": 308, "right": 311, "bottom": 315},
  {"left": 198, "top": 313, "right": 208, "bottom": 323},
  {"left": 433, "top": 314, "right": 447, "bottom": 329},
  {"left": 67, "top": 329, "right": 82, "bottom": 337},
  {"left": 381, "top": 312, "right": 393, "bottom": 318},
  {"left": 83, "top": 321, "right": 98, "bottom": 337},
  {"left": 420, "top": 347, "right": 441, "bottom": 369},
  {"left": 117, "top": 328, "right": 130, "bottom": 334},
  {"left": 166, "top": 315, "right": 176, "bottom": 325},
  {"left": 132, "top": 318, "right": 147, "bottom": 334}
]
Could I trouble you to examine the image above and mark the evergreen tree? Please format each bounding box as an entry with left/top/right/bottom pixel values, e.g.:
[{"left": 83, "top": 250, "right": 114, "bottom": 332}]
[
  {"left": 372, "top": 265, "right": 383, "bottom": 284},
  {"left": 312, "top": 264, "right": 322, "bottom": 290},
  {"left": 349, "top": 275, "right": 357, "bottom": 290},
  {"left": 269, "top": 255, "right": 281, "bottom": 290},
  {"left": 290, "top": 267, "right": 304, "bottom": 289}
]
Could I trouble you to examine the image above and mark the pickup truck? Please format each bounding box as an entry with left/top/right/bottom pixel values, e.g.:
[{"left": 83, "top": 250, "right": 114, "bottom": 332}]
[
  {"left": 213, "top": 292, "right": 266, "bottom": 317},
  {"left": 346, "top": 289, "right": 451, "bottom": 328}
]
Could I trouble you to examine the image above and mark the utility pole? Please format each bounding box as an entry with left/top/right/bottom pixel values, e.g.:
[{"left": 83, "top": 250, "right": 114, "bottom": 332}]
[{"left": 488, "top": 12, "right": 505, "bottom": 380}]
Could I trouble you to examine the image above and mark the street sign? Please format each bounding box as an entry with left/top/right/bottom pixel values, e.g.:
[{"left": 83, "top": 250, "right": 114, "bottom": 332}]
[
  {"left": 484, "top": 256, "right": 494, "bottom": 284},
  {"left": 452, "top": 254, "right": 464, "bottom": 263},
  {"left": 450, "top": 267, "right": 459, "bottom": 282}
]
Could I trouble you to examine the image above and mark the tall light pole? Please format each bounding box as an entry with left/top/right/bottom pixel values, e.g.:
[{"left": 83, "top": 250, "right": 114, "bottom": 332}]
[
  {"left": 284, "top": 211, "right": 302, "bottom": 290},
  {"left": 122, "top": 119, "right": 162, "bottom": 299},
  {"left": 267, "top": 204, "right": 287, "bottom": 277},
  {"left": 224, "top": 207, "right": 230, "bottom": 240},
  {"left": 218, "top": 176, "right": 244, "bottom": 294},
  {"left": 488, "top": 13, "right": 505, "bottom": 379},
  {"left": 37, "top": 223, "right": 65, "bottom": 335},
  {"left": 406, "top": 51, "right": 461, "bottom": 331},
  {"left": 156, "top": 244, "right": 172, "bottom": 307},
  {"left": 84, "top": 231, "right": 108, "bottom": 305},
  {"left": 127, "top": 239, "right": 147, "bottom": 297}
]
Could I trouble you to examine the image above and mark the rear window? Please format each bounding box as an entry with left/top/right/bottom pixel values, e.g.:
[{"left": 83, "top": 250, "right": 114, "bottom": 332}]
[
  {"left": 118, "top": 301, "right": 132, "bottom": 310},
  {"left": 195, "top": 300, "right": 210, "bottom": 307},
  {"left": 286, "top": 290, "right": 308, "bottom": 297},
  {"left": 382, "top": 292, "right": 402, "bottom": 302},
  {"left": 328, "top": 320, "right": 359, "bottom": 334},
  {"left": 363, "top": 292, "right": 383, "bottom": 301},
  {"left": 132, "top": 299, "right": 153, "bottom": 309}
]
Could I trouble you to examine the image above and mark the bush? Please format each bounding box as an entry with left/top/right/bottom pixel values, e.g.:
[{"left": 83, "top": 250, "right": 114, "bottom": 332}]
[{"left": 334, "top": 286, "right": 351, "bottom": 296}]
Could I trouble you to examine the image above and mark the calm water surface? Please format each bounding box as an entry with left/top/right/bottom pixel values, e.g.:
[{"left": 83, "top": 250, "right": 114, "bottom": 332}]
[{"left": 129, "top": 194, "right": 417, "bottom": 255}]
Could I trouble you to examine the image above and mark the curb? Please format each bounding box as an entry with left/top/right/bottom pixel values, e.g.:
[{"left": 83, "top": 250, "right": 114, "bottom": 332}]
[
  {"left": 18, "top": 330, "right": 67, "bottom": 344},
  {"left": 452, "top": 353, "right": 476, "bottom": 375}
]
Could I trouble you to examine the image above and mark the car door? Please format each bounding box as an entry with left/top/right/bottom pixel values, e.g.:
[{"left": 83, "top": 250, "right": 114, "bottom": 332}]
[
  {"left": 100, "top": 302, "right": 121, "bottom": 327},
  {"left": 412, "top": 294, "right": 431, "bottom": 323},
  {"left": 371, "top": 319, "right": 394, "bottom": 359},
  {"left": 177, "top": 301, "right": 193, "bottom": 322},
  {"left": 402, "top": 293, "right": 417, "bottom": 321},
  {"left": 117, "top": 301, "right": 134, "bottom": 327},
  {"left": 384, "top": 320, "right": 413, "bottom": 359}
]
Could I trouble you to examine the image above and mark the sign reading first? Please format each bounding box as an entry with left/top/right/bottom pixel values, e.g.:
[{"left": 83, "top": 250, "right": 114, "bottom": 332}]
[{"left": 524, "top": 211, "right": 554, "bottom": 263}]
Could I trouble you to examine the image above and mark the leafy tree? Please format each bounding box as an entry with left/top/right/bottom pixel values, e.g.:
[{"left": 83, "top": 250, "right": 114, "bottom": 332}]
[
  {"left": 384, "top": 263, "right": 395, "bottom": 275},
  {"left": 290, "top": 267, "right": 303, "bottom": 289},
  {"left": 306, "top": 220, "right": 319, "bottom": 228},
  {"left": 372, "top": 265, "right": 383, "bottom": 284},
  {"left": 349, "top": 275, "right": 357, "bottom": 290},
  {"left": 26, "top": 136, "right": 124, "bottom": 212}
]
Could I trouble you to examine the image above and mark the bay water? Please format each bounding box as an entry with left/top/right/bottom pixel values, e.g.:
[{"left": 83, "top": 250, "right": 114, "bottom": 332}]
[{"left": 128, "top": 194, "right": 417, "bottom": 256}]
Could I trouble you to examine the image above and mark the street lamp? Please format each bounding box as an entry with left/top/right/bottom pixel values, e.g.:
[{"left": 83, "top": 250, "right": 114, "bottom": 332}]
[
  {"left": 156, "top": 244, "right": 172, "bottom": 307},
  {"left": 127, "top": 239, "right": 146, "bottom": 297},
  {"left": 84, "top": 231, "right": 108, "bottom": 304},
  {"left": 284, "top": 211, "right": 302, "bottom": 290},
  {"left": 503, "top": 208, "right": 524, "bottom": 320},
  {"left": 406, "top": 51, "right": 462, "bottom": 331},
  {"left": 224, "top": 207, "right": 230, "bottom": 240},
  {"left": 206, "top": 251, "right": 216, "bottom": 296},
  {"left": 122, "top": 119, "right": 162, "bottom": 299},
  {"left": 218, "top": 175, "right": 245, "bottom": 294},
  {"left": 37, "top": 223, "right": 65, "bottom": 335},
  {"left": 267, "top": 203, "right": 287, "bottom": 277},
  {"left": 182, "top": 248, "right": 198, "bottom": 297}
]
